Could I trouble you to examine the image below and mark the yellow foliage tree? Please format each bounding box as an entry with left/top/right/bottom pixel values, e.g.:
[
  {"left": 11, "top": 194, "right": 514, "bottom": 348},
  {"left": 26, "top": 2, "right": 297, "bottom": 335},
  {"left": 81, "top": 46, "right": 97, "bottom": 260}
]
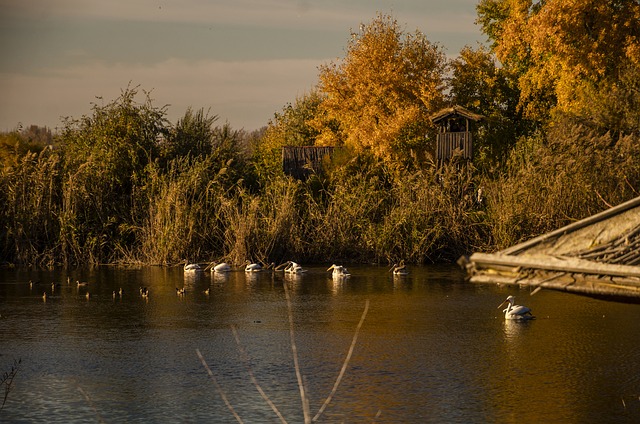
[
  {"left": 313, "top": 13, "right": 447, "bottom": 161},
  {"left": 477, "top": 0, "right": 640, "bottom": 121}
]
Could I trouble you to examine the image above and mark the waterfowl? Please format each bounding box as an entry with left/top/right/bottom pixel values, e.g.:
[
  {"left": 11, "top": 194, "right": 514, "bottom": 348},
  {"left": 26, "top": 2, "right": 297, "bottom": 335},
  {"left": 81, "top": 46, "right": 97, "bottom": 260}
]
[
  {"left": 212, "top": 262, "right": 231, "bottom": 273},
  {"left": 327, "top": 264, "right": 350, "bottom": 278},
  {"left": 203, "top": 288, "right": 210, "bottom": 295},
  {"left": 77, "top": 281, "right": 88, "bottom": 287},
  {"left": 183, "top": 260, "right": 203, "bottom": 272},
  {"left": 42, "top": 292, "right": 47, "bottom": 301},
  {"left": 497, "top": 295, "right": 535, "bottom": 320},
  {"left": 245, "top": 261, "right": 262, "bottom": 272},
  {"left": 176, "top": 287, "right": 186, "bottom": 295},
  {"left": 140, "top": 287, "right": 149, "bottom": 298},
  {"left": 85, "top": 292, "right": 91, "bottom": 300},
  {"left": 285, "top": 261, "right": 307, "bottom": 274},
  {"left": 390, "top": 263, "right": 408, "bottom": 276}
]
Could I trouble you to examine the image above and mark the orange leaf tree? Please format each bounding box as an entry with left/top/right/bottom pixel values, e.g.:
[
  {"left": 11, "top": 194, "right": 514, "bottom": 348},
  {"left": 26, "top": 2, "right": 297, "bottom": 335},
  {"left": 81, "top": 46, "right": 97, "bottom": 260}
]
[
  {"left": 477, "top": 0, "right": 640, "bottom": 123},
  {"left": 313, "top": 13, "right": 447, "bottom": 162}
]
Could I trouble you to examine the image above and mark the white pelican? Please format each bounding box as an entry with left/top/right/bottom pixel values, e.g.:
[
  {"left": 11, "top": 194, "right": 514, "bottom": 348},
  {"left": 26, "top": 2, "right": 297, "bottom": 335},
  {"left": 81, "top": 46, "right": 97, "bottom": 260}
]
[
  {"left": 327, "top": 264, "right": 350, "bottom": 278},
  {"left": 183, "top": 260, "right": 203, "bottom": 272},
  {"left": 285, "top": 261, "right": 306, "bottom": 274},
  {"left": 389, "top": 263, "right": 408, "bottom": 276},
  {"left": 176, "top": 287, "right": 186, "bottom": 295},
  {"left": 274, "top": 261, "right": 291, "bottom": 272},
  {"left": 497, "top": 295, "right": 535, "bottom": 320},
  {"left": 245, "top": 260, "right": 262, "bottom": 272},
  {"left": 212, "top": 262, "right": 231, "bottom": 273}
]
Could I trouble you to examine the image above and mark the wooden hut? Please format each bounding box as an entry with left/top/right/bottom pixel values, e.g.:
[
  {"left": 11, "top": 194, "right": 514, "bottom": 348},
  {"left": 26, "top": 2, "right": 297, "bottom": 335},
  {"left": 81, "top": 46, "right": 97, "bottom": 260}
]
[
  {"left": 282, "top": 146, "right": 335, "bottom": 180},
  {"left": 430, "top": 106, "right": 483, "bottom": 165}
]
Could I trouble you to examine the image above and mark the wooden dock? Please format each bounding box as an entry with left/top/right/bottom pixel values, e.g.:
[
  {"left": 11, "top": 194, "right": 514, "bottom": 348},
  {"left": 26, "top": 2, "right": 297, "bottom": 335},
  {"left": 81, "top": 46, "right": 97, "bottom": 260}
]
[{"left": 459, "top": 196, "right": 640, "bottom": 303}]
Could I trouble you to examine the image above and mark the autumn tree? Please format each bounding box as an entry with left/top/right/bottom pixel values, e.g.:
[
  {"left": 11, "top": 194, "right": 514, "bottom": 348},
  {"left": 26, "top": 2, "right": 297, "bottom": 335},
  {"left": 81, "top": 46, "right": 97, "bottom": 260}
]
[
  {"left": 314, "top": 13, "right": 447, "bottom": 161},
  {"left": 476, "top": 0, "right": 640, "bottom": 123}
]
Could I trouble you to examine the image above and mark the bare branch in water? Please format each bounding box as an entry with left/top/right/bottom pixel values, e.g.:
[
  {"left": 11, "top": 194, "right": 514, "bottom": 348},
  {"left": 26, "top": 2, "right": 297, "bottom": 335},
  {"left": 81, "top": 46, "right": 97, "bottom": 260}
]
[
  {"left": 197, "top": 286, "right": 370, "bottom": 423},
  {"left": 72, "top": 379, "right": 106, "bottom": 424},
  {"left": 312, "top": 299, "right": 370, "bottom": 422},
  {"left": 1, "top": 358, "right": 21, "bottom": 411},
  {"left": 196, "top": 349, "right": 244, "bottom": 423},
  {"left": 231, "top": 325, "right": 288, "bottom": 424},
  {"left": 284, "top": 282, "right": 311, "bottom": 423}
]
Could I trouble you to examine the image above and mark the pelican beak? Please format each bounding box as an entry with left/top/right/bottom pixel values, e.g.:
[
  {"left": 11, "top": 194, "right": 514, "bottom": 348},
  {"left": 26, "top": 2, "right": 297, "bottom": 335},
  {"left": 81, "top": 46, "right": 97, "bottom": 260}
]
[
  {"left": 497, "top": 300, "right": 508, "bottom": 309},
  {"left": 327, "top": 265, "right": 334, "bottom": 271}
]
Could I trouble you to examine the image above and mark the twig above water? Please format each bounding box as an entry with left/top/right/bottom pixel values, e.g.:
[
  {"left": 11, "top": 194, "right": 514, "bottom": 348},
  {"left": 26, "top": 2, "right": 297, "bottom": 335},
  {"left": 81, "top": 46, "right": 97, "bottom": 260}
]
[
  {"left": 196, "top": 349, "right": 244, "bottom": 424},
  {"left": 312, "top": 299, "right": 370, "bottom": 422},
  {"left": 231, "top": 325, "right": 288, "bottom": 424},
  {"left": 1, "top": 358, "right": 21, "bottom": 412},
  {"left": 198, "top": 284, "right": 371, "bottom": 423},
  {"left": 284, "top": 282, "right": 311, "bottom": 423}
]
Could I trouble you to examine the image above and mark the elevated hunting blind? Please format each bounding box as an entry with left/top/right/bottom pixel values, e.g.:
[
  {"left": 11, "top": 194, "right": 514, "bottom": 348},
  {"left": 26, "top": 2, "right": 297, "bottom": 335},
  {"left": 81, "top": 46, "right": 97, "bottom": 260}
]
[{"left": 430, "top": 105, "right": 484, "bottom": 166}]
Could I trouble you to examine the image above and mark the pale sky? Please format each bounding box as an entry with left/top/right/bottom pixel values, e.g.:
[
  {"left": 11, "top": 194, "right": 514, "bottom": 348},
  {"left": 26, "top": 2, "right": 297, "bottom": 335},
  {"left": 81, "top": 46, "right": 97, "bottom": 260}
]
[{"left": 0, "top": 0, "right": 484, "bottom": 132}]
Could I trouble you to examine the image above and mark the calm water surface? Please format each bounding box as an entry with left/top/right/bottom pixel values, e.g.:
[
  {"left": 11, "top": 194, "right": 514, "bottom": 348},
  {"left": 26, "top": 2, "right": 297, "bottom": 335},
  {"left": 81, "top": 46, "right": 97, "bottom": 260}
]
[{"left": 1, "top": 264, "right": 639, "bottom": 423}]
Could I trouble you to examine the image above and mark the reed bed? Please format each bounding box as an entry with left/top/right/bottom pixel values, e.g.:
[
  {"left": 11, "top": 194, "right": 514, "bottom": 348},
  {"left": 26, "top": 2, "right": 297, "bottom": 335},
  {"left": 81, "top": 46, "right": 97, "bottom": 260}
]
[{"left": 2, "top": 88, "right": 640, "bottom": 267}]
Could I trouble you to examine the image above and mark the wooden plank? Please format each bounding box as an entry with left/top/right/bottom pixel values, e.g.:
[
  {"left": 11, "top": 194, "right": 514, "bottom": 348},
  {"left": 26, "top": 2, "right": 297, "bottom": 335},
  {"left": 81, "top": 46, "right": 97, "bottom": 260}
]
[
  {"left": 470, "top": 270, "right": 640, "bottom": 299},
  {"left": 501, "top": 196, "right": 640, "bottom": 255},
  {"left": 469, "top": 252, "right": 640, "bottom": 282}
]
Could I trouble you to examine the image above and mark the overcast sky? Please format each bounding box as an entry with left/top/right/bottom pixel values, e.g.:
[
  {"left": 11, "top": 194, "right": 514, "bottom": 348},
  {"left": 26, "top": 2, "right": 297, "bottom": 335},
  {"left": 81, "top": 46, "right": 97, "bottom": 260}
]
[{"left": 0, "top": 0, "right": 484, "bottom": 132}]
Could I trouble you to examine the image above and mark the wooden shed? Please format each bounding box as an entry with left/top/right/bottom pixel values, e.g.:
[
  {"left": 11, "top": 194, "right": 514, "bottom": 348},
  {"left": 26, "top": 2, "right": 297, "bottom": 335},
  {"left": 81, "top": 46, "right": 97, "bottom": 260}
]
[
  {"left": 282, "top": 146, "right": 335, "bottom": 180},
  {"left": 430, "top": 106, "right": 483, "bottom": 165}
]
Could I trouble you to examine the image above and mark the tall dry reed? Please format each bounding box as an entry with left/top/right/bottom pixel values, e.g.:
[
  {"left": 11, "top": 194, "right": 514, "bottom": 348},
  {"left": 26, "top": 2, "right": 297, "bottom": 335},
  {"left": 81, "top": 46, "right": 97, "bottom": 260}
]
[{"left": 0, "top": 150, "right": 62, "bottom": 266}]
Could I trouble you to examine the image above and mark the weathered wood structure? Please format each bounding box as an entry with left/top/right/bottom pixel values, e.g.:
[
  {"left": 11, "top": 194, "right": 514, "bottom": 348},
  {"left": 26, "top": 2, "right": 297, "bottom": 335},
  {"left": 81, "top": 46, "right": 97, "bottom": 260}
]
[
  {"left": 459, "top": 196, "right": 640, "bottom": 303},
  {"left": 430, "top": 106, "right": 483, "bottom": 165},
  {"left": 282, "top": 146, "right": 335, "bottom": 180}
]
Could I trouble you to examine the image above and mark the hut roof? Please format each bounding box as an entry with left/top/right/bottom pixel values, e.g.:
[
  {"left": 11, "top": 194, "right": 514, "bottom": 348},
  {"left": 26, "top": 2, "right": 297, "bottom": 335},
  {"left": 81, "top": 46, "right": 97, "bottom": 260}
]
[{"left": 429, "top": 105, "right": 484, "bottom": 124}]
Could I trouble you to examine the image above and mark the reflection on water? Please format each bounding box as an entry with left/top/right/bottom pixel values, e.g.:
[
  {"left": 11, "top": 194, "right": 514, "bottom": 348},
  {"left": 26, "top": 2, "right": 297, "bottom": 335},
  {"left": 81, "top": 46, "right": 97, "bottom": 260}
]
[
  {"left": 502, "top": 318, "right": 531, "bottom": 340},
  {"left": 1, "top": 264, "right": 640, "bottom": 422}
]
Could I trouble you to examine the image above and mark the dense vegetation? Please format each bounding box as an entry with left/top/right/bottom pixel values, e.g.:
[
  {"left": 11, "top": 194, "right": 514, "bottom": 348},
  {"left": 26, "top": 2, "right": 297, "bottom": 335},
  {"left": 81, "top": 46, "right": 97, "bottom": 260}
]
[{"left": 2, "top": 2, "right": 640, "bottom": 268}]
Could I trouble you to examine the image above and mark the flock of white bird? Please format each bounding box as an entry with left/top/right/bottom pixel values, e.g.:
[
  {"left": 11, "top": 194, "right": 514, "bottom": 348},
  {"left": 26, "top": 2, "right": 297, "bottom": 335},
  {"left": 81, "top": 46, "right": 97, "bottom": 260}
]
[
  {"left": 52, "top": 260, "right": 536, "bottom": 320},
  {"left": 183, "top": 259, "right": 419, "bottom": 280},
  {"left": 183, "top": 259, "right": 352, "bottom": 277}
]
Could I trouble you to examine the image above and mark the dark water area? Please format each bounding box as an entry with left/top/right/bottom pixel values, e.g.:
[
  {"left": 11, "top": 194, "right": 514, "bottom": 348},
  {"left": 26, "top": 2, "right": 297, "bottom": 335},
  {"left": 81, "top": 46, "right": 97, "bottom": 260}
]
[{"left": 1, "top": 264, "right": 639, "bottom": 423}]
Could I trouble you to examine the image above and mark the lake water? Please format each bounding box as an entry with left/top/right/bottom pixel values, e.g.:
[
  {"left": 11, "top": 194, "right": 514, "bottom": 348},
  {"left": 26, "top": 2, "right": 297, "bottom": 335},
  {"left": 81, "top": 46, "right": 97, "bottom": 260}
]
[{"left": 1, "top": 264, "right": 639, "bottom": 423}]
